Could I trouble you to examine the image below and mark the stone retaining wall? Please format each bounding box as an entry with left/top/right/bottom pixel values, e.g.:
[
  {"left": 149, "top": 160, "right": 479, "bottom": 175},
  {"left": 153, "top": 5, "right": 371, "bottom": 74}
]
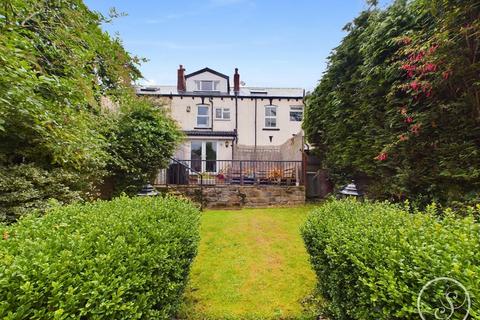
[{"left": 157, "top": 185, "right": 305, "bottom": 209}]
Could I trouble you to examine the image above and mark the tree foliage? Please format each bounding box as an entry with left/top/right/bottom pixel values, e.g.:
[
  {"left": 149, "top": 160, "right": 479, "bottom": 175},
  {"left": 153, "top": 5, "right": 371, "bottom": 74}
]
[
  {"left": 108, "top": 99, "right": 182, "bottom": 196},
  {"left": 304, "top": 0, "right": 480, "bottom": 208},
  {"left": 0, "top": 0, "right": 180, "bottom": 221}
]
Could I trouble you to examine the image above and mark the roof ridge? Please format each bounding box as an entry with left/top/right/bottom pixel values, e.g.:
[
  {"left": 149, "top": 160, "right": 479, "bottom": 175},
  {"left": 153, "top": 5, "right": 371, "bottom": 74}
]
[
  {"left": 244, "top": 86, "right": 304, "bottom": 90},
  {"left": 185, "top": 67, "right": 229, "bottom": 80}
]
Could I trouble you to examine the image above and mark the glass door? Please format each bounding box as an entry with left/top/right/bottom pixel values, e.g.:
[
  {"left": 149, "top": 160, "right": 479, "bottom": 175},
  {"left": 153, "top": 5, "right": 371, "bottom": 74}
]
[
  {"left": 205, "top": 141, "right": 217, "bottom": 172},
  {"left": 190, "top": 141, "right": 217, "bottom": 173},
  {"left": 191, "top": 141, "right": 202, "bottom": 172}
]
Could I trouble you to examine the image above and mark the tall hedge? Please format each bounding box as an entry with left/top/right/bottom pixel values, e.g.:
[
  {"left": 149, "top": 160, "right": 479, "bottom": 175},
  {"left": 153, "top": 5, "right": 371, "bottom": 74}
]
[
  {"left": 0, "top": 196, "right": 200, "bottom": 319},
  {"left": 0, "top": 1, "right": 181, "bottom": 220},
  {"left": 302, "top": 199, "right": 480, "bottom": 319},
  {"left": 303, "top": 0, "right": 480, "bottom": 208}
]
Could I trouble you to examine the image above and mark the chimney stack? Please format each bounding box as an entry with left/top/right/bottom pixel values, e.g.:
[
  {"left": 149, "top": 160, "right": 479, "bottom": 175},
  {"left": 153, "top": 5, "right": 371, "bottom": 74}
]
[
  {"left": 177, "top": 65, "right": 186, "bottom": 92},
  {"left": 233, "top": 68, "right": 240, "bottom": 94}
]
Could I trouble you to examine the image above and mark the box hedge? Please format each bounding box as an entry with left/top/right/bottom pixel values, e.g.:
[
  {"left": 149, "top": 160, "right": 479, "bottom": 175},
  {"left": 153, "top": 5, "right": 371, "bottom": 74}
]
[
  {"left": 0, "top": 195, "right": 200, "bottom": 319},
  {"left": 302, "top": 199, "right": 479, "bottom": 319}
]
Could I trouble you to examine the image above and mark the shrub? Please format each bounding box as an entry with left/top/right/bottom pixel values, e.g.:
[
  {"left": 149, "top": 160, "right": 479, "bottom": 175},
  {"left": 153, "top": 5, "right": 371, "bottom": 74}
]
[
  {"left": 107, "top": 101, "right": 182, "bottom": 196},
  {"left": 0, "top": 196, "right": 200, "bottom": 319},
  {"left": 302, "top": 199, "right": 480, "bottom": 319},
  {"left": 0, "top": 164, "right": 84, "bottom": 223}
]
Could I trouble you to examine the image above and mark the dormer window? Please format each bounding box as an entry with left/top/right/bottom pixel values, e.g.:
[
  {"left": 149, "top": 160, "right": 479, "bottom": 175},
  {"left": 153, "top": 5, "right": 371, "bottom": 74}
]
[{"left": 195, "top": 80, "right": 219, "bottom": 91}]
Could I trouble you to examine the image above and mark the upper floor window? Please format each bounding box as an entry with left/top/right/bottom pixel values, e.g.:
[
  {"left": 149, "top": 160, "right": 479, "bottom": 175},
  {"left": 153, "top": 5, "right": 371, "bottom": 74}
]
[
  {"left": 195, "top": 80, "right": 219, "bottom": 91},
  {"left": 215, "top": 107, "right": 230, "bottom": 120},
  {"left": 265, "top": 105, "right": 277, "bottom": 128},
  {"left": 290, "top": 105, "right": 303, "bottom": 121},
  {"left": 197, "top": 105, "right": 210, "bottom": 127}
]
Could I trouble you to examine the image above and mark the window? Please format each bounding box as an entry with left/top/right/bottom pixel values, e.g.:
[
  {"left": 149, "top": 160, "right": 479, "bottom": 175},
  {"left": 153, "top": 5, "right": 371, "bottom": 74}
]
[
  {"left": 197, "top": 105, "right": 210, "bottom": 127},
  {"left": 196, "top": 80, "right": 219, "bottom": 91},
  {"left": 265, "top": 105, "right": 277, "bottom": 128},
  {"left": 215, "top": 107, "right": 230, "bottom": 120},
  {"left": 290, "top": 105, "right": 303, "bottom": 121},
  {"left": 201, "top": 81, "right": 213, "bottom": 91}
]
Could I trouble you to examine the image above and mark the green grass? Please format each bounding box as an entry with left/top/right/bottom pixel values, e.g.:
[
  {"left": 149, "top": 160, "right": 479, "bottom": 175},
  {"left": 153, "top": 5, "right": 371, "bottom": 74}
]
[{"left": 178, "top": 206, "right": 318, "bottom": 320}]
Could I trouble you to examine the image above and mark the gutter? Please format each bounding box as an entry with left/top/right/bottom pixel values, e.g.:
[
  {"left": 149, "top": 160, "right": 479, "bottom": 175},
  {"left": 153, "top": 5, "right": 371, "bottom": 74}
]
[
  {"left": 235, "top": 95, "right": 238, "bottom": 144},
  {"left": 137, "top": 92, "right": 304, "bottom": 100},
  {"left": 254, "top": 99, "right": 257, "bottom": 159},
  {"left": 209, "top": 97, "right": 214, "bottom": 131}
]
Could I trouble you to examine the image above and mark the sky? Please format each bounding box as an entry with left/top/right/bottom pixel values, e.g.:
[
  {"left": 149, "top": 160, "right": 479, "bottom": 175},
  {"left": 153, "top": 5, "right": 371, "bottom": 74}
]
[{"left": 84, "top": 0, "right": 392, "bottom": 91}]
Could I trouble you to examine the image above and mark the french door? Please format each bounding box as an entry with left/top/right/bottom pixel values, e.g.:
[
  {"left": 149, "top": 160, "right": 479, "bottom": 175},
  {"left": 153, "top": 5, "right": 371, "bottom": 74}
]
[{"left": 191, "top": 141, "right": 217, "bottom": 173}]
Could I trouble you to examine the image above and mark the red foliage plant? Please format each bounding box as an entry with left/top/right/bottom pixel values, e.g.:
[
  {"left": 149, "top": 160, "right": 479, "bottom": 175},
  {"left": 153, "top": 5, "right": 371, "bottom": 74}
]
[
  {"left": 405, "top": 116, "right": 414, "bottom": 124},
  {"left": 375, "top": 152, "right": 388, "bottom": 161}
]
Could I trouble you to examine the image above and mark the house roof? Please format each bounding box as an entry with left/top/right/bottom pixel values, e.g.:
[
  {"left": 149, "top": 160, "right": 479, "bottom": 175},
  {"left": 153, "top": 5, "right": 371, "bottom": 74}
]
[
  {"left": 136, "top": 67, "right": 304, "bottom": 98},
  {"left": 136, "top": 86, "right": 304, "bottom": 99},
  {"left": 184, "top": 130, "right": 237, "bottom": 137},
  {"left": 185, "top": 67, "right": 229, "bottom": 80}
]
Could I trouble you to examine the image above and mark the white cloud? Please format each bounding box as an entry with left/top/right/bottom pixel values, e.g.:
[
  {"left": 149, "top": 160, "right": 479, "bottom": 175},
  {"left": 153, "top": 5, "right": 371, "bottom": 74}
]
[{"left": 139, "top": 78, "right": 158, "bottom": 86}]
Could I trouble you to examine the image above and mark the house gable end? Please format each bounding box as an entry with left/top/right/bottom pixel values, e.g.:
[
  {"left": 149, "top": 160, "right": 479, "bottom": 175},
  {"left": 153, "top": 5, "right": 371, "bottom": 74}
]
[
  {"left": 185, "top": 67, "right": 229, "bottom": 80},
  {"left": 185, "top": 68, "right": 230, "bottom": 93}
]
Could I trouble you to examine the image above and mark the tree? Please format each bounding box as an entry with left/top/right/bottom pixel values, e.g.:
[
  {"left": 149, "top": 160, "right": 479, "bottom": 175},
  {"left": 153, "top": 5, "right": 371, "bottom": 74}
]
[
  {"left": 303, "top": 0, "right": 480, "bottom": 208},
  {"left": 108, "top": 99, "right": 182, "bottom": 195},
  {"left": 0, "top": 0, "right": 180, "bottom": 221}
]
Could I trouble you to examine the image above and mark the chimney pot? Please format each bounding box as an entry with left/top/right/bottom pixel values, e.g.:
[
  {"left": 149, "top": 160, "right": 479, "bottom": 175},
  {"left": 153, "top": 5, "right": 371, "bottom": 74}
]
[
  {"left": 233, "top": 68, "right": 240, "bottom": 93},
  {"left": 177, "top": 65, "right": 186, "bottom": 92}
]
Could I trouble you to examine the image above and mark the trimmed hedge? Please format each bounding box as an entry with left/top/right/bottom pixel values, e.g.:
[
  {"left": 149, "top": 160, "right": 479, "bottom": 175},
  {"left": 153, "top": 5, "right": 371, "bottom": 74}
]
[
  {"left": 302, "top": 199, "right": 480, "bottom": 319},
  {"left": 0, "top": 196, "right": 200, "bottom": 319}
]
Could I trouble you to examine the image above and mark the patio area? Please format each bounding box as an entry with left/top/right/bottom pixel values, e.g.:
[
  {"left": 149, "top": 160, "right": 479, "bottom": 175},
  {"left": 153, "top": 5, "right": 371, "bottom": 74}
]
[{"left": 155, "top": 159, "right": 304, "bottom": 187}]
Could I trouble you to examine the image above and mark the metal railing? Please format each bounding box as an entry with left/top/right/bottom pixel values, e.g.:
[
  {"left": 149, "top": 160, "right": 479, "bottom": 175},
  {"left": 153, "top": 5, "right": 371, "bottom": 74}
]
[
  {"left": 155, "top": 159, "right": 303, "bottom": 187},
  {"left": 163, "top": 158, "right": 204, "bottom": 210}
]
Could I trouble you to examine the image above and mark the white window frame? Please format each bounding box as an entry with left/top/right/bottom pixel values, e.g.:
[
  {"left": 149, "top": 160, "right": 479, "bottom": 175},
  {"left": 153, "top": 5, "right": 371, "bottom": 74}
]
[
  {"left": 289, "top": 105, "right": 303, "bottom": 122},
  {"left": 196, "top": 105, "right": 210, "bottom": 127},
  {"left": 215, "top": 107, "right": 230, "bottom": 120},
  {"left": 265, "top": 105, "right": 277, "bottom": 128},
  {"left": 190, "top": 140, "right": 218, "bottom": 173},
  {"left": 195, "top": 80, "right": 219, "bottom": 91}
]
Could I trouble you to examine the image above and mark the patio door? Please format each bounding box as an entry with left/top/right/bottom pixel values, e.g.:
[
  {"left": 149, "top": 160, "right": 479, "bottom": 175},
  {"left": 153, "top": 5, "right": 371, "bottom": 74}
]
[{"left": 191, "top": 141, "right": 217, "bottom": 173}]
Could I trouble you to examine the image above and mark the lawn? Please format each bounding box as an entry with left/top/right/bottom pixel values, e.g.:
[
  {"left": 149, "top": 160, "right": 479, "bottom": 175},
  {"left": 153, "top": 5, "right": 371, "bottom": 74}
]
[{"left": 178, "top": 206, "right": 318, "bottom": 320}]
